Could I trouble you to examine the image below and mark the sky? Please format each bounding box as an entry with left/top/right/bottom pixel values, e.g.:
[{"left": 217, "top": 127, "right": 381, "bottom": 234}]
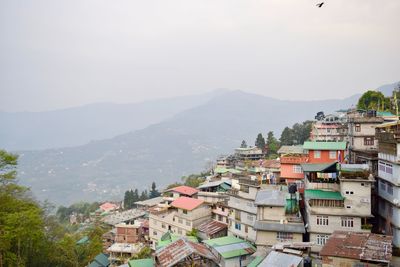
[{"left": 0, "top": 0, "right": 399, "bottom": 112}]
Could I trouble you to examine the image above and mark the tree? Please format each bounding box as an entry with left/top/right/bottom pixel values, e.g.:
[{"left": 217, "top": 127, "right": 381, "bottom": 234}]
[
  {"left": 266, "top": 131, "right": 279, "bottom": 157},
  {"left": 280, "top": 127, "right": 294, "bottom": 146},
  {"left": 357, "top": 90, "right": 389, "bottom": 111},
  {"left": 186, "top": 228, "right": 199, "bottom": 239},
  {"left": 240, "top": 140, "right": 247, "bottom": 148},
  {"left": 139, "top": 190, "right": 148, "bottom": 201},
  {"left": 130, "top": 246, "right": 152, "bottom": 260},
  {"left": 149, "top": 182, "right": 161, "bottom": 199},
  {"left": 255, "top": 133, "right": 266, "bottom": 151},
  {"left": 181, "top": 173, "right": 206, "bottom": 188}
]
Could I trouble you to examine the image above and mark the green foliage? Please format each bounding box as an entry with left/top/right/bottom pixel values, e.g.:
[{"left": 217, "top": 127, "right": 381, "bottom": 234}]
[
  {"left": 280, "top": 121, "right": 313, "bottom": 146},
  {"left": 255, "top": 133, "right": 266, "bottom": 151},
  {"left": 56, "top": 201, "right": 99, "bottom": 223},
  {"left": 131, "top": 246, "right": 152, "bottom": 260},
  {"left": 186, "top": 228, "right": 199, "bottom": 238},
  {"left": 181, "top": 173, "right": 207, "bottom": 188},
  {"left": 139, "top": 190, "right": 148, "bottom": 201},
  {"left": 357, "top": 90, "right": 389, "bottom": 111},
  {"left": 240, "top": 140, "right": 247, "bottom": 148},
  {"left": 266, "top": 131, "right": 280, "bottom": 157}
]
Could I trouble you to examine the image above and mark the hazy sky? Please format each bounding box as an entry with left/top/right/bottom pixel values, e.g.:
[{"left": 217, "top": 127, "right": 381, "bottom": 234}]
[{"left": 1, "top": 0, "right": 399, "bottom": 112}]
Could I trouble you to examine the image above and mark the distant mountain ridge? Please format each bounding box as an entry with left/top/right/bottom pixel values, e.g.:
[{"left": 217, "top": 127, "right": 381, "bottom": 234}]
[
  {"left": 0, "top": 89, "right": 228, "bottom": 150},
  {"left": 17, "top": 89, "right": 361, "bottom": 205}
]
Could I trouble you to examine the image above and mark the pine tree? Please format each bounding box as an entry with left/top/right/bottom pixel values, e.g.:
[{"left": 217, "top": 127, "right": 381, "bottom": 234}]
[
  {"left": 266, "top": 131, "right": 279, "bottom": 157},
  {"left": 240, "top": 140, "right": 247, "bottom": 148},
  {"left": 255, "top": 133, "right": 266, "bottom": 150},
  {"left": 139, "top": 190, "right": 148, "bottom": 201},
  {"left": 149, "top": 182, "right": 161, "bottom": 199}
]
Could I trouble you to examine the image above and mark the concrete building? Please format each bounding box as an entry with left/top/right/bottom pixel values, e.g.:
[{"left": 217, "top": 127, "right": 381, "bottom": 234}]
[
  {"left": 347, "top": 110, "right": 385, "bottom": 175},
  {"left": 375, "top": 121, "right": 400, "bottom": 248},
  {"left": 311, "top": 113, "right": 348, "bottom": 142},
  {"left": 320, "top": 231, "right": 392, "bottom": 267},
  {"left": 148, "top": 196, "right": 211, "bottom": 249},
  {"left": 301, "top": 162, "right": 374, "bottom": 252},
  {"left": 278, "top": 145, "right": 308, "bottom": 192},
  {"left": 234, "top": 147, "right": 264, "bottom": 161},
  {"left": 303, "top": 141, "right": 346, "bottom": 164},
  {"left": 197, "top": 180, "right": 231, "bottom": 204},
  {"left": 227, "top": 177, "right": 259, "bottom": 242},
  {"left": 115, "top": 222, "right": 143, "bottom": 243},
  {"left": 253, "top": 187, "right": 305, "bottom": 247}
]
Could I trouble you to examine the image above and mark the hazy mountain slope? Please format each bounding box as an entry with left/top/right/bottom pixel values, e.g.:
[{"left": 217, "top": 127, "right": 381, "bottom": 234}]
[
  {"left": 0, "top": 90, "right": 227, "bottom": 150},
  {"left": 17, "top": 90, "right": 359, "bottom": 205},
  {"left": 377, "top": 81, "right": 399, "bottom": 96}
]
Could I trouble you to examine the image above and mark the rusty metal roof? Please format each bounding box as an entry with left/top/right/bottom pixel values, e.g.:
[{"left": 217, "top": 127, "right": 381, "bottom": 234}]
[
  {"left": 156, "top": 238, "right": 217, "bottom": 267},
  {"left": 320, "top": 231, "right": 392, "bottom": 263},
  {"left": 197, "top": 220, "right": 227, "bottom": 236}
]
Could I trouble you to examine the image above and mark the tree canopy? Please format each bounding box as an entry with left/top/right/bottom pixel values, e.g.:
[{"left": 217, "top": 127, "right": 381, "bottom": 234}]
[{"left": 357, "top": 90, "right": 389, "bottom": 111}]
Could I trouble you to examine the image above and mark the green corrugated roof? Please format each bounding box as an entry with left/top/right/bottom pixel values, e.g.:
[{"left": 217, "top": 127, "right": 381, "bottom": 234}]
[
  {"left": 203, "top": 236, "right": 244, "bottom": 246},
  {"left": 157, "top": 235, "right": 198, "bottom": 249},
  {"left": 377, "top": 111, "right": 395, "bottom": 117},
  {"left": 300, "top": 162, "right": 337, "bottom": 172},
  {"left": 128, "top": 258, "right": 154, "bottom": 267},
  {"left": 247, "top": 256, "right": 264, "bottom": 267},
  {"left": 305, "top": 189, "right": 344, "bottom": 200},
  {"left": 214, "top": 167, "right": 241, "bottom": 174},
  {"left": 303, "top": 141, "right": 346, "bottom": 150},
  {"left": 88, "top": 253, "right": 109, "bottom": 267}
]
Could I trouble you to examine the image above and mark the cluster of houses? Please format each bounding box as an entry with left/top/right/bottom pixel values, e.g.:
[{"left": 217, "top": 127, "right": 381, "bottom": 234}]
[{"left": 89, "top": 108, "right": 400, "bottom": 267}]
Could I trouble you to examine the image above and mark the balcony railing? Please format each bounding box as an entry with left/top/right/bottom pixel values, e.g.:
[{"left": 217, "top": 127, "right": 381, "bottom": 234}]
[{"left": 280, "top": 156, "right": 309, "bottom": 164}]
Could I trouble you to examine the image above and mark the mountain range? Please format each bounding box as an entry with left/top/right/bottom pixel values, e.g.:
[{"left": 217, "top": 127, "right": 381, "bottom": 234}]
[{"left": 9, "top": 82, "right": 399, "bottom": 205}]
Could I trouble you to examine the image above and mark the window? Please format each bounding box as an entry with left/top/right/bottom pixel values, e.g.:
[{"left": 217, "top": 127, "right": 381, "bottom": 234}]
[
  {"left": 245, "top": 225, "right": 248, "bottom": 233},
  {"left": 153, "top": 231, "right": 157, "bottom": 236},
  {"left": 178, "top": 218, "right": 183, "bottom": 224},
  {"left": 186, "top": 221, "right": 191, "bottom": 226},
  {"left": 329, "top": 151, "right": 336, "bottom": 159},
  {"left": 364, "top": 137, "right": 374, "bottom": 146},
  {"left": 247, "top": 214, "right": 254, "bottom": 221},
  {"left": 380, "top": 180, "right": 387, "bottom": 191},
  {"left": 387, "top": 184, "right": 393, "bottom": 195},
  {"left": 293, "top": 165, "right": 303, "bottom": 174},
  {"left": 345, "top": 191, "right": 354, "bottom": 195},
  {"left": 178, "top": 229, "right": 182, "bottom": 235},
  {"left": 380, "top": 200, "right": 386, "bottom": 212},
  {"left": 235, "top": 222, "right": 241, "bottom": 230},
  {"left": 162, "top": 224, "right": 166, "bottom": 229},
  {"left": 341, "top": 217, "right": 354, "bottom": 228},
  {"left": 316, "top": 234, "right": 329, "bottom": 245},
  {"left": 346, "top": 206, "right": 351, "bottom": 209},
  {"left": 389, "top": 205, "right": 394, "bottom": 216},
  {"left": 183, "top": 210, "right": 188, "bottom": 214},
  {"left": 355, "top": 124, "right": 361, "bottom": 132},
  {"left": 277, "top": 232, "right": 293, "bottom": 241},
  {"left": 221, "top": 207, "right": 225, "bottom": 212},
  {"left": 314, "top": 150, "right": 321, "bottom": 159},
  {"left": 235, "top": 210, "right": 241, "bottom": 221},
  {"left": 316, "top": 216, "right": 329, "bottom": 226},
  {"left": 218, "top": 215, "right": 223, "bottom": 221}
]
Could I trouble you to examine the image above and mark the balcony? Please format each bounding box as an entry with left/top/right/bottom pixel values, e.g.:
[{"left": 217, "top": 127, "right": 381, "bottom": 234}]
[
  {"left": 280, "top": 156, "right": 309, "bottom": 164},
  {"left": 376, "top": 132, "right": 400, "bottom": 144},
  {"left": 305, "top": 179, "right": 340, "bottom": 191}
]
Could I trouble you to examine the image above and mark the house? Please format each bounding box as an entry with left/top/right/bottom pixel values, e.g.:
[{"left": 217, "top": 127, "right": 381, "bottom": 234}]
[
  {"left": 301, "top": 163, "right": 374, "bottom": 252},
  {"left": 164, "top": 185, "right": 199, "bottom": 199},
  {"left": 115, "top": 222, "right": 143, "bottom": 243},
  {"left": 156, "top": 231, "right": 198, "bottom": 249},
  {"left": 303, "top": 141, "right": 346, "bottom": 164},
  {"left": 347, "top": 109, "right": 386, "bottom": 174},
  {"left": 227, "top": 177, "right": 259, "bottom": 242},
  {"left": 102, "top": 209, "right": 146, "bottom": 226},
  {"left": 310, "top": 113, "right": 348, "bottom": 142},
  {"left": 155, "top": 238, "right": 218, "bottom": 267},
  {"left": 212, "top": 203, "right": 229, "bottom": 225},
  {"left": 253, "top": 187, "right": 305, "bottom": 247},
  {"left": 100, "top": 202, "right": 120, "bottom": 212},
  {"left": 278, "top": 145, "right": 308, "bottom": 192},
  {"left": 134, "top": 197, "right": 165, "bottom": 210},
  {"left": 148, "top": 196, "right": 211, "bottom": 249},
  {"left": 107, "top": 243, "right": 144, "bottom": 266},
  {"left": 251, "top": 159, "right": 281, "bottom": 185},
  {"left": 216, "top": 155, "right": 235, "bottom": 168},
  {"left": 234, "top": 147, "right": 264, "bottom": 161},
  {"left": 258, "top": 251, "right": 303, "bottom": 267},
  {"left": 88, "top": 253, "right": 110, "bottom": 267},
  {"left": 197, "top": 219, "right": 228, "bottom": 240},
  {"left": 320, "top": 231, "right": 392, "bottom": 267},
  {"left": 102, "top": 229, "right": 116, "bottom": 252},
  {"left": 203, "top": 236, "right": 256, "bottom": 267},
  {"left": 375, "top": 121, "right": 400, "bottom": 249},
  {"left": 197, "top": 180, "right": 231, "bottom": 204}
]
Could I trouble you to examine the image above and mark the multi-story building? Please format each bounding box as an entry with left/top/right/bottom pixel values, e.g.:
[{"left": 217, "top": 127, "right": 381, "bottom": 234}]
[
  {"left": 197, "top": 180, "right": 231, "bottom": 204},
  {"left": 115, "top": 222, "right": 143, "bottom": 243},
  {"left": 311, "top": 113, "right": 348, "bottom": 142},
  {"left": 227, "top": 177, "right": 258, "bottom": 242},
  {"left": 148, "top": 196, "right": 211, "bottom": 249},
  {"left": 347, "top": 110, "right": 385, "bottom": 174},
  {"left": 375, "top": 121, "right": 400, "bottom": 248},
  {"left": 278, "top": 145, "right": 308, "bottom": 192},
  {"left": 303, "top": 141, "right": 346, "bottom": 164},
  {"left": 301, "top": 162, "right": 374, "bottom": 252},
  {"left": 165, "top": 185, "right": 199, "bottom": 199},
  {"left": 253, "top": 187, "right": 305, "bottom": 247},
  {"left": 234, "top": 147, "right": 264, "bottom": 161}
]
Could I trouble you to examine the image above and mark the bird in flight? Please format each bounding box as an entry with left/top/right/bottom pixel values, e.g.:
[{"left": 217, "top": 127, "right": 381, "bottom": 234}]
[{"left": 316, "top": 2, "right": 324, "bottom": 8}]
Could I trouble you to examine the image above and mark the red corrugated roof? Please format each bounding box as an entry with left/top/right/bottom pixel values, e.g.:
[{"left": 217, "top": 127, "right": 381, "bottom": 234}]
[
  {"left": 100, "top": 202, "right": 118, "bottom": 211},
  {"left": 167, "top": 185, "right": 199, "bottom": 196},
  {"left": 171, "top": 197, "right": 204, "bottom": 211}
]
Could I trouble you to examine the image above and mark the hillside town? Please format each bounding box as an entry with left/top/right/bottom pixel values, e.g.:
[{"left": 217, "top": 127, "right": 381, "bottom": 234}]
[{"left": 78, "top": 106, "right": 400, "bottom": 267}]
